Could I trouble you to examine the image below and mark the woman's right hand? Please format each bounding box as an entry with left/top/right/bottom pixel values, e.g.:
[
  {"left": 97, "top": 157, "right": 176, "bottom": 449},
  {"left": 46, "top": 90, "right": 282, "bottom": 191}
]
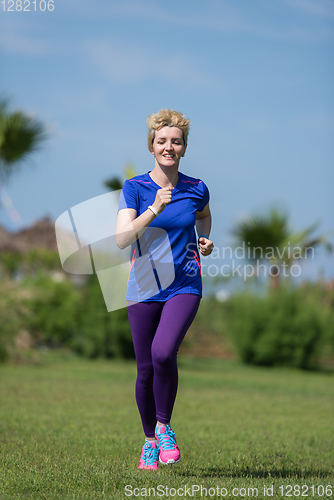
[{"left": 152, "top": 187, "right": 173, "bottom": 214}]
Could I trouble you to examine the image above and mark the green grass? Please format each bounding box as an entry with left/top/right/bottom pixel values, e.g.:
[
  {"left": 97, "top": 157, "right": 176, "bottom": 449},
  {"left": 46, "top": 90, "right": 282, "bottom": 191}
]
[{"left": 0, "top": 354, "right": 333, "bottom": 499}]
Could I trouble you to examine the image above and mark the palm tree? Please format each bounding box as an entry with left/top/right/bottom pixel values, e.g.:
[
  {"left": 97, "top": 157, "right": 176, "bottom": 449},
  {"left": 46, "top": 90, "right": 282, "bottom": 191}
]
[
  {"left": 0, "top": 97, "right": 48, "bottom": 184},
  {"left": 231, "top": 207, "right": 333, "bottom": 289},
  {"left": 103, "top": 162, "right": 136, "bottom": 191}
]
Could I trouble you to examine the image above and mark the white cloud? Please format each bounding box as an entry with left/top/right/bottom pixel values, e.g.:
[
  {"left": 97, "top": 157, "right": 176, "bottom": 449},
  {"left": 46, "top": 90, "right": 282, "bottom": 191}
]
[
  {"left": 281, "top": 0, "right": 334, "bottom": 20},
  {"left": 59, "top": 0, "right": 334, "bottom": 41},
  {"left": 0, "top": 32, "right": 48, "bottom": 55},
  {"left": 1, "top": 0, "right": 333, "bottom": 62},
  {"left": 0, "top": 17, "right": 69, "bottom": 56},
  {"left": 262, "top": 25, "right": 334, "bottom": 42},
  {"left": 0, "top": 18, "right": 49, "bottom": 55},
  {"left": 57, "top": 0, "right": 253, "bottom": 33},
  {"left": 84, "top": 38, "right": 215, "bottom": 86}
]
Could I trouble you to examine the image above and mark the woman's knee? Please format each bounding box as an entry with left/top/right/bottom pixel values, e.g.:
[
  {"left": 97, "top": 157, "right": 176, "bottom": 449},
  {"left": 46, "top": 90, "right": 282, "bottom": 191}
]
[
  {"left": 137, "top": 363, "right": 154, "bottom": 385},
  {"left": 151, "top": 344, "right": 175, "bottom": 368}
]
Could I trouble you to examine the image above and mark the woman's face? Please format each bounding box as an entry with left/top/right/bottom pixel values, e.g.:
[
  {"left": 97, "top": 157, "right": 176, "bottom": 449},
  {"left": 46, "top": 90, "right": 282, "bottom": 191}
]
[{"left": 150, "top": 126, "right": 187, "bottom": 168}]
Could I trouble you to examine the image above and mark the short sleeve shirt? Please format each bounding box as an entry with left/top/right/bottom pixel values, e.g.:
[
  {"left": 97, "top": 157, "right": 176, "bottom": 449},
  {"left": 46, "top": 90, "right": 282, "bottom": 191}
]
[{"left": 118, "top": 170, "right": 210, "bottom": 302}]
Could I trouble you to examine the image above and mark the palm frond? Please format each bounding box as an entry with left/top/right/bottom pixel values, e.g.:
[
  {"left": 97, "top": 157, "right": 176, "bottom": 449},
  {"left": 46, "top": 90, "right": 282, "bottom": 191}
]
[
  {"left": 0, "top": 96, "right": 12, "bottom": 148},
  {"left": 104, "top": 177, "right": 123, "bottom": 191},
  {"left": 230, "top": 206, "right": 332, "bottom": 277},
  {"left": 0, "top": 111, "right": 48, "bottom": 164},
  {"left": 0, "top": 102, "right": 48, "bottom": 182},
  {"left": 283, "top": 220, "right": 321, "bottom": 247},
  {"left": 231, "top": 207, "right": 290, "bottom": 259}
]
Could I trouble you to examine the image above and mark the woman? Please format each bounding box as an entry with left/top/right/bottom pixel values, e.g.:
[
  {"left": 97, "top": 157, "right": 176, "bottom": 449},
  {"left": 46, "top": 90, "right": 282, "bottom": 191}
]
[{"left": 116, "top": 109, "right": 213, "bottom": 470}]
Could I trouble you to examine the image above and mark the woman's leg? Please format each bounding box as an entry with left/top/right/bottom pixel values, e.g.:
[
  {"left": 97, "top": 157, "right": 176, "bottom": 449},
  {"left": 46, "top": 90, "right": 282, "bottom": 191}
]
[
  {"left": 151, "top": 293, "right": 201, "bottom": 425},
  {"left": 127, "top": 301, "right": 163, "bottom": 438}
]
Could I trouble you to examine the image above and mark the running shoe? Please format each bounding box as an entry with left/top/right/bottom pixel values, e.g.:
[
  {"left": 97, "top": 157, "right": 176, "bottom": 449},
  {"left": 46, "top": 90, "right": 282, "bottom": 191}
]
[
  {"left": 155, "top": 424, "right": 181, "bottom": 464},
  {"left": 138, "top": 440, "right": 159, "bottom": 470}
]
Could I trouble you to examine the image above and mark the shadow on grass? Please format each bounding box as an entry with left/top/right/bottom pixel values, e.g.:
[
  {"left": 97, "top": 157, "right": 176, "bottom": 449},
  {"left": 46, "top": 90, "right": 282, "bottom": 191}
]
[{"left": 175, "top": 465, "right": 331, "bottom": 479}]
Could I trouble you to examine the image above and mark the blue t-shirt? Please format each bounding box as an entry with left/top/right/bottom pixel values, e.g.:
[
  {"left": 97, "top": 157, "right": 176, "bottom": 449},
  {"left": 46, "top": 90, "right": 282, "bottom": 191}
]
[{"left": 117, "top": 170, "right": 210, "bottom": 302}]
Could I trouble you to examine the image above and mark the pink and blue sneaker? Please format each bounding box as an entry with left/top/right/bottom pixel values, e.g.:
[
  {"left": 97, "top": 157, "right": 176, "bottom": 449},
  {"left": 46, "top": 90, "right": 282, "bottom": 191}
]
[
  {"left": 155, "top": 424, "right": 181, "bottom": 464},
  {"left": 138, "top": 440, "right": 159, "bottom": 470}
]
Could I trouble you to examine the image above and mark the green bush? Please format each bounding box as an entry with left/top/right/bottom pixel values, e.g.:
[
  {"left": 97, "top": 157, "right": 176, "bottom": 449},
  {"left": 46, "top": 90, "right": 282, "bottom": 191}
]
[
  {"left": 0, "top": 249, "right": 61, "bottom": 279},
  {"left": 20, "top": 273, "right": 134, "bottom": 360},
  {"left": 224, "top": 284, "right": 334, "bottom": 369},
  {"left": 0, "top": 281, "right": 32, "bottom": 362},
  {"left": 0, "top": 251, "right": 23, "bottom": 279},
  {"left": 21, "top": 273, "right": 81, "bottom": 347},
  {"left": 298, "top": 281, "right": 334, "bottom": 365},
  {"left": 70, "top": 275, "right": 133, "bottom": 359},
  {"left": 2, "top": 266, "right": 332, "bottom": 368},
  {"left": 0, "top": 271, "right": 134, "bottom": 363}
]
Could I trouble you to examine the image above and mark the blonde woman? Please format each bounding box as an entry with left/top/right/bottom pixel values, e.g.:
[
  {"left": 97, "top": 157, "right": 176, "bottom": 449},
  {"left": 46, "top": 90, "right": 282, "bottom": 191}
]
[{"left": 116, "top": 109, "right": 213, "bottom": 470}]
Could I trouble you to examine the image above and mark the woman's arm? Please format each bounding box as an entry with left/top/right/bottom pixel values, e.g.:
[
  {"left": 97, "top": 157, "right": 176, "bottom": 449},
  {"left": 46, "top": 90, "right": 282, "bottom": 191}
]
[
  {"left": 196, "top": 203, "right": 211, "bottom": 237},
  {"left": 116, "top": 207, "right": 157, "bottom": 250},
  {"left": 116, "top": 186, "right": 173, "bottom": 250},
  {"left": 196, "top": 203, "right": 214, "bottom": 256}
]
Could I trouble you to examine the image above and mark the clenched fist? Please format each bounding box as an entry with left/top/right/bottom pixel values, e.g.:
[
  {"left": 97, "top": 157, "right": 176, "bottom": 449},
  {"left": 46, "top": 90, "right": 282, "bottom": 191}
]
[
  {"left": 198, "top": 236, "right": 214, "bottom": 256},
  {"left": 152, "top": 187, "right": 173, "bottom": 214}
]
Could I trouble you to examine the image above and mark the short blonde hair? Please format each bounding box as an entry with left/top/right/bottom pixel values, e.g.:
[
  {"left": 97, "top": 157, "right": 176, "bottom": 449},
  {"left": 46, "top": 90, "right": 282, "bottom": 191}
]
[{"left": 146, "top": 109, "right": 191, "bottom": 151}]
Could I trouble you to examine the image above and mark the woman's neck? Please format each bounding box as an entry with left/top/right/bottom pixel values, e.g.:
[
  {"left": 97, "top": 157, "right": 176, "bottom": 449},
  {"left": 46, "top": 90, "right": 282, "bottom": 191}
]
[{"left": 149, "top": 164, "right": 179, "bottom": 189}]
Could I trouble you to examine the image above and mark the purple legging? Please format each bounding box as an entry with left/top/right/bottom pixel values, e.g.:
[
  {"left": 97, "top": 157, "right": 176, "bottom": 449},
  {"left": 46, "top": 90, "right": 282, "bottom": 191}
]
[{"left": 127, "top": 293, "right": 201, "bottom": 438}]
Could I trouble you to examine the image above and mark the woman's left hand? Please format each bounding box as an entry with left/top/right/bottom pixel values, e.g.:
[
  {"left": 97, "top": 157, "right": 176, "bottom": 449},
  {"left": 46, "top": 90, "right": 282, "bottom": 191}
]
[{"left": 198, "top": 236, "right": 214, "bottom": 256}]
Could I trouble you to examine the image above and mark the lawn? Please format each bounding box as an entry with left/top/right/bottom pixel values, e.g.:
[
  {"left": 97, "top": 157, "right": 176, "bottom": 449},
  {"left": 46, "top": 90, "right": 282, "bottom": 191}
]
[{"left": 0, "top": 353, "right": 333, "bottom": 499}]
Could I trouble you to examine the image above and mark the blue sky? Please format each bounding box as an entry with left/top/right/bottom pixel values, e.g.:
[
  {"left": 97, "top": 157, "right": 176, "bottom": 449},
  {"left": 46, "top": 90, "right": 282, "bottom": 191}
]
[{"left": 0, "top": 0, "right": 333, "bottom": 286}]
